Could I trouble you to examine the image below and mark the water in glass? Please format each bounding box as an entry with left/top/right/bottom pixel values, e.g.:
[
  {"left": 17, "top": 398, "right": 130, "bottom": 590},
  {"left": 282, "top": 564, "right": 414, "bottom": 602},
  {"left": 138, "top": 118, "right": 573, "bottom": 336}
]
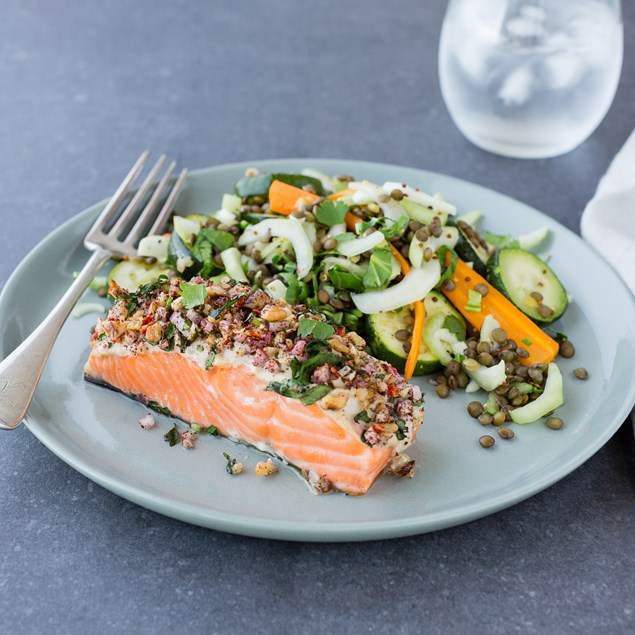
[{"left": 439, "top": 0, "right": 623, "bottom": 158}]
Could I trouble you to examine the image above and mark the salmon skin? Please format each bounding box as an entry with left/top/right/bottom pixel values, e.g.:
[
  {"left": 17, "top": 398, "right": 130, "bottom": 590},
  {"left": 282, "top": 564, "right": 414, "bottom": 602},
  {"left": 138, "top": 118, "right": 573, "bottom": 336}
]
[{"left": 84, "top": 277, "right": 424, "bottom": 495}]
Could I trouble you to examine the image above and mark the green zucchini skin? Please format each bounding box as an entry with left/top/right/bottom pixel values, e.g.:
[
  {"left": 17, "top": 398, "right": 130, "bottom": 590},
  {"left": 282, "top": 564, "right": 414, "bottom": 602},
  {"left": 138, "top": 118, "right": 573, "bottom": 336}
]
[
  {"left": 167, "top": 232, "right": 200, "bottom": 279},
  {"left": 107, "top": 260, "right": 170, "bottom": 292},
  {"left": 450, "top": 219, "right": 493, "bottom": 277},
  {"left": 235, "top": 173, "right": 325, "bottom": 198},
  {"left": 487, "top": 248, "right": 568, "bottom": 325},
  {"left": 366, "top": 292, "right": 467, "bottom": 376},
  {"left": 367, "top": 309, "right": 441, "bottom": 376}
]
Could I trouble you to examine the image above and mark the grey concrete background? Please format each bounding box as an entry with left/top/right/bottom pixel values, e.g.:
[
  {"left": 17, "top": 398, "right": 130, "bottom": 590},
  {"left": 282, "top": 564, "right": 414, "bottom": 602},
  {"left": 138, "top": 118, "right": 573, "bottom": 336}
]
[{"left": 0, "top": 1, "right": 634, "bottom": 633}]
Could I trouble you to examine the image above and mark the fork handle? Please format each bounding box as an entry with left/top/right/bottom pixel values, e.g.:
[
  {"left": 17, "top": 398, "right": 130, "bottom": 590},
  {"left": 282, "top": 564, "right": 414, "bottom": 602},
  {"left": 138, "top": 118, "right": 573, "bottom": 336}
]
[{"left": 0, "top": 248, "right": 111, "bottom": 430}]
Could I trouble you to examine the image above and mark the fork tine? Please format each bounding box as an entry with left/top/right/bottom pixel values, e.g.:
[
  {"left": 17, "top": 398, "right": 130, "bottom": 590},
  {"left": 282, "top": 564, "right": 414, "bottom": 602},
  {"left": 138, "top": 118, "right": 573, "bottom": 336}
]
[
  {"left": 85, "top": 150, "right": 149, "bottom": 242},
  {"left": 146, "top": 168, "right": 188, "bottom": 236},
  {"left": 124, "top": 160, "right": 177, "bottom": 246},
  {"left": 108, "top": 154, "right": 167, "bottom": 238}
]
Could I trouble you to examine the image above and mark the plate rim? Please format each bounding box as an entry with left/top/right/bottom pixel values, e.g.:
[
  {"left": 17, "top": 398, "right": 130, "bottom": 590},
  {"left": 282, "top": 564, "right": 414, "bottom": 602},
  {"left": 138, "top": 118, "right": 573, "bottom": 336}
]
[{"left": 3, "top": 157, "right": 635, "bottom": 542}]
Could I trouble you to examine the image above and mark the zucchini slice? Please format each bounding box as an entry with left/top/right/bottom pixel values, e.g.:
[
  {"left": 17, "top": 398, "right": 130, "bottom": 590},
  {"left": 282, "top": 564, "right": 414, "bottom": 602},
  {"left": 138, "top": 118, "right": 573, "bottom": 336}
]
[
  {"left": 423, "top": 291, "right": 467, "bottom": 342},
  {"left": 107, "top": 260, "right": 171, "bottom": 292},
  {"left": 452, "top": 219, "right": 493, "bottom": 277},
  {"left": 487, "top": 248, "right": 568, "bottom": 325},
  {"left": 367, "top": 310, "right": 441, "bottom": 376}
]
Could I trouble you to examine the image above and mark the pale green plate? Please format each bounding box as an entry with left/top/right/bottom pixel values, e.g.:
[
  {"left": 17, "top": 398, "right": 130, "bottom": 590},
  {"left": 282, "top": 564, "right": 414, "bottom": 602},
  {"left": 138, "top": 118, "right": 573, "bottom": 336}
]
[{"left": 2, "top": 159, "right": 634, "bottom": 542}]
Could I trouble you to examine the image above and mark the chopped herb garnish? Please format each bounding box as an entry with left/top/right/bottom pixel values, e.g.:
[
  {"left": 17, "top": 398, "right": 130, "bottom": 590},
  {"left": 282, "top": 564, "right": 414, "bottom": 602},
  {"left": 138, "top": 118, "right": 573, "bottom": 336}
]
[
  {"left": 207, "top": 425, "right": 219, "bottom": 436},
  {"left": 395, "top": 418, "right": 407, "bottom": 441},
  {"left": 362, "top": 246, "right": 393, "bottom": 289},
  {"left": 190, "top": 423, "right": 202, "bottom": 433},
  {"left": 148, "top": 401, "right": 172, "bottom": 416},
  {"left": 137, "top": 274, "right": 170, "bottom": 296},
  {"left": 223, "top": 452, "right": 238, "bottom": 475},
  {"left": 354, "top": 410, "right": 371, "bottom": 423},
  {"left": 315, "top": 200, "right": 349, "bottom": 226},
  {"left": 297, "top": 317, "right": 335, "bottom": 340},
  {"left": 210, "top": 293, "right": 247, "bottom": 319},
  {"left": 545, "top": 328, "right": 568, "bottom": 343},
  {"left": 97, "top": 332, "right": 107, "bottom": 341},
  {"left": 465, "top": 289, "right": 483, "bottom": 312},
  {"left": 266, "top": 380, "right": 333, "bottom": 406},
  {"left": 180, "top": 282, "right": 208, "bottom": 309},
  {"left": 290, "top": 351, "right": 341, "bottom": 384},
  {"left": 205, "top": 348, "right": 216, "bottom": 370},
  {"left": 163, "top": 424, "right": 180, "bottom": 446},
  {"left": 521, "top": 337, "right": 532, "bottom": 346}
]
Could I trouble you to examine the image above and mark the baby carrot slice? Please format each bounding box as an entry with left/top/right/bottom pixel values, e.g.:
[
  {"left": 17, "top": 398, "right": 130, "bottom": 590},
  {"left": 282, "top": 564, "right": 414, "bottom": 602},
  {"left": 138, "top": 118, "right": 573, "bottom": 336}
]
[
  {"left": 269, "top": 182, "right": 354, "bottom": 216},
  {"left": 345, "top": 212, "right": 424, "bottom": 381},
  {"left": 269, "top": 180, "right": 320, "bottom": 215},
  {"left": 440, "top": 256, "right": 559, "bottom": 365},
  {"left": 389, "top": 247, "right": 425, "bottom": 381}
]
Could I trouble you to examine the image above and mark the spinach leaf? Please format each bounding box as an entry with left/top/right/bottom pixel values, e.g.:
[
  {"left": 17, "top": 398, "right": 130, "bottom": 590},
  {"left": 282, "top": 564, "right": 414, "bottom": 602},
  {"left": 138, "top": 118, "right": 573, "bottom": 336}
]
[
  {"left": 315, "top": 200, "right": 349, "bottom": 226},
  {"left": 362, "top": 246, "right": 392, "bottom": 289}
]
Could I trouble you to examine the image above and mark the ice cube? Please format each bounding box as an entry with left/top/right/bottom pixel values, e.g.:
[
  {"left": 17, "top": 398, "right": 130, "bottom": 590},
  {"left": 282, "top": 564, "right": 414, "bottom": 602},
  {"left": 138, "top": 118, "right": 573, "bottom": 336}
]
[
  {"left": 498, "top": 64, "right": 534, "bottom": 105},
  {"left": 543, "top": 51, "right": 582, "bottom": 90}
]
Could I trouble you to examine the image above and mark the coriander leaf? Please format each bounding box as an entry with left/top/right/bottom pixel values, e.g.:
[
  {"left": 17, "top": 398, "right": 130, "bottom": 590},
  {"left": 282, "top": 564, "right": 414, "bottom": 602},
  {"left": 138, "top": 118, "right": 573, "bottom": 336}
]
[
  {"left": 315, "top": 200, "right": 349, "bottom": 226},
  {"left": 379, "top": 215, "right": 408, "bottom": 240},
  {"left": 335, "top": 232, "right": 355, "bottom": 243},
  {"left": 362, "top": 246, "right": 393, "bottom": 289},
  {"left": 180, "top": 282, "right": 207, "bottom": 309},
  {"left": 327, "top": 268, "right": 364, "bottom": 292},
  {"left": 148, "top": 401, "right": 172, "bottom": 416},
  {"left": 485, "top": 232, "right": 519, "bottom": 249},
  {"left": 298, "top": 317, "right": 335, "bottom": 340}
]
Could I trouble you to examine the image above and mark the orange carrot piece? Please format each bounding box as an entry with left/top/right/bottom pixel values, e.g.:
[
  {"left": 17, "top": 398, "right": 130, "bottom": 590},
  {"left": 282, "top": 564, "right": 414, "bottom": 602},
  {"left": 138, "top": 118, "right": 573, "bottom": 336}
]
[
  {"left": 344, "top": 212, "right": 424, "bottom": 381},
  {"left": 269, "top": 180, "right": 319, "bottom": 215},
  {"left": 389, "top": 246, "right": 425, "bottom": 381},
  {"left": 440, "top": 256, "right": 558, "bottom": 365}
]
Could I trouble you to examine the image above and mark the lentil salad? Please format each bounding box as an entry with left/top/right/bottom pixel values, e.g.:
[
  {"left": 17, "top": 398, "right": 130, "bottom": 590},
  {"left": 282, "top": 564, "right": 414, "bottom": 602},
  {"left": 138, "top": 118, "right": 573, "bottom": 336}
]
[{"left": 105, "top": 167, "right": 581, "bottom": 430}]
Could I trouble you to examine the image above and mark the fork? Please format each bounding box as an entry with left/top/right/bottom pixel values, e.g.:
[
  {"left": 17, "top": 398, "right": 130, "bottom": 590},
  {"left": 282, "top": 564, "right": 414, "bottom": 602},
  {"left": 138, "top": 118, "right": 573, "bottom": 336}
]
[{"left": 0, "top": 151, "right": 188, "bottom": 430}]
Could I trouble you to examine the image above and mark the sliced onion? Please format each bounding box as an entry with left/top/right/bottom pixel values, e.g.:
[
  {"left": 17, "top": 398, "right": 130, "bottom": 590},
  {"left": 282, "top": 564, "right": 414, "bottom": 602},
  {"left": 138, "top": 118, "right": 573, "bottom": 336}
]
[
  {"left": 409, "top": 227, "right": 459, "bottom": 268},
  {"left": 383, "top": 182, "right": 457, "bottom": 215},
  {"left": 265, "top": 279, "right": 288, "bottom": 300},
  {"left": 378, "top": 199, "right": 408, "bottom": 224},
  {"left": 348, "top": 181, "right": 383, "bottom": 205},
  {"left": 238, "top": 217, "right": 313, "bottom": 278},
  {"left": 337, "top": 231, "right": 386, "bottom": 258},
  {"left": 351, "top": 260, "right": 441, "bottom": 314},
  {"left": 463, "top": 359, "right": 506, "bottom": 392}
]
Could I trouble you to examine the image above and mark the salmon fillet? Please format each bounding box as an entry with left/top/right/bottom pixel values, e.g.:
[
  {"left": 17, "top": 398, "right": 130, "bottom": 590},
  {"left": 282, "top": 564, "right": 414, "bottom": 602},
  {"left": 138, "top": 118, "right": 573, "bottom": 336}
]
[{"left": 85, "top": 277, "right": 424, "bottom": 495}]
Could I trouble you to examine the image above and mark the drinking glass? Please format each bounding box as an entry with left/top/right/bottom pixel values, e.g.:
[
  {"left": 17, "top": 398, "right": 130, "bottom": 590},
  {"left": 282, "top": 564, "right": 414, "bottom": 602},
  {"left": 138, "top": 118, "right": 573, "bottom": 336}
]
[{"left": 438, "top": 0, "right": 623, "bottom": 158}]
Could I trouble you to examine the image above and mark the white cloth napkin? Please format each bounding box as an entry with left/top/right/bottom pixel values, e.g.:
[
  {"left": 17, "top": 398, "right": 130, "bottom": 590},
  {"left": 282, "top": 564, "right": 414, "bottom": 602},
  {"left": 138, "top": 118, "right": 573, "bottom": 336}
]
[
  {"left": 581, "top": 130, "right": 635, "bottom": 428},
  {"left": 581, "top": 129, "right": 635, "bottom": 295}
]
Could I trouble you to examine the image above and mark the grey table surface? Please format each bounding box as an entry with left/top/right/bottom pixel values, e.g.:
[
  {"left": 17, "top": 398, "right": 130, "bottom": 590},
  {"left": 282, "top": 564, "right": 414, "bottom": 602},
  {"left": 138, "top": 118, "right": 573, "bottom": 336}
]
[{"left": 1, "top": 1, "right": 634, "bottom": 633}]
